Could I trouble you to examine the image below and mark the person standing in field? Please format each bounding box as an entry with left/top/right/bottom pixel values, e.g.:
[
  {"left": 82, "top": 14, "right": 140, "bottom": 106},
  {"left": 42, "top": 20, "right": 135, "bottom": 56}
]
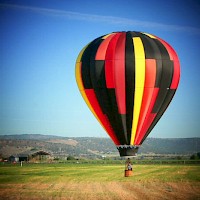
[{"left": 126, "top": 158, "right": 132, "bottom": 171}]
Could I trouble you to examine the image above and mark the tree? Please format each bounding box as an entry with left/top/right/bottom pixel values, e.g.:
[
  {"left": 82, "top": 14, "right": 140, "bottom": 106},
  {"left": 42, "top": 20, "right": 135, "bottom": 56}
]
[
  {"left": 190, "top": 154, "right": 196, "bottom": 160},
  {"left": 67, "top": 156, "right": 75, "bottom": 160},
  {"left": 190, "top": 153, "right": 200, "bottom": 160}
]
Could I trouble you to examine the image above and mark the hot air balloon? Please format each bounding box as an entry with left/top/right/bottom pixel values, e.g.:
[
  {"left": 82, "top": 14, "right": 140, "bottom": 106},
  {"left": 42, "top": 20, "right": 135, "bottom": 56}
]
[{"left": 75, "top": 31, "right": 180, "bottom": 158}]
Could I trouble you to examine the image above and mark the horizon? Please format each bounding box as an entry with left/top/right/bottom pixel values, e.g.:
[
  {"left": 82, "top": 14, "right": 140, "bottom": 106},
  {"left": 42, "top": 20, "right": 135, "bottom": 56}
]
[{"left": 0, "top": 133, "right": 199, "bottom": 139}]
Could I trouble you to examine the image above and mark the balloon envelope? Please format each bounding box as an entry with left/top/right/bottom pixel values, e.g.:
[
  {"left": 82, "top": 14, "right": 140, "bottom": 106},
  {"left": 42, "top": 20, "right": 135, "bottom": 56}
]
[{"left": 75, "top": 31, "right": 180, "bottom": 157}]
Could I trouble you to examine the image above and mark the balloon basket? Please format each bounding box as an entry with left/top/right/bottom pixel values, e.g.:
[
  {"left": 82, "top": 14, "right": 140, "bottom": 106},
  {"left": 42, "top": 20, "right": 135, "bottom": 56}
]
[{"left": 124, "top": 170, "right": 133, "bottom": 177}]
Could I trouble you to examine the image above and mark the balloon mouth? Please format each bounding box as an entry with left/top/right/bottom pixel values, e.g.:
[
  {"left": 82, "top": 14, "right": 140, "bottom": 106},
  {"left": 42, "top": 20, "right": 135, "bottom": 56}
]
[{"left": 117, "top": 145, "right": 139, "bottom": 157}]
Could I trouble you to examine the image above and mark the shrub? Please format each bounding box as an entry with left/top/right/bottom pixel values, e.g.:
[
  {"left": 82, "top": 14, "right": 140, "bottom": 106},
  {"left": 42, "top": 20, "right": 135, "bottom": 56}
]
[{"left": 67, "top": 156, "right": 76, "bottom": 160}]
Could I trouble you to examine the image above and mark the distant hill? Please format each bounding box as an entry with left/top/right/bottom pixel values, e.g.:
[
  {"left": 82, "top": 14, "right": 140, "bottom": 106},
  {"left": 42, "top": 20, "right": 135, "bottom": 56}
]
[
  {"left": 0, "top": 134, "right": 60, "bottom": 140},
  {"left": 0, "top": 134, "right": 199, "bottom": 158}
]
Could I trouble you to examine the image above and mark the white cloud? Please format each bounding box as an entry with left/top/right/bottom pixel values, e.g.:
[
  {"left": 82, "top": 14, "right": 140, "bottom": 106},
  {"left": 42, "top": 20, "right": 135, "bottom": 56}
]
[{"left": 1, "top": 3, "right": 200, "bottom": 35}]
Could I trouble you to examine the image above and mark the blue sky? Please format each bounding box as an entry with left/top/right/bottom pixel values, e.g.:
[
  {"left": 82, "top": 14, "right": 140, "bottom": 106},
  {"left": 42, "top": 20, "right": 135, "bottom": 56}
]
[{"left": 0, "top": 0, "right": 200, "bottom": 139}]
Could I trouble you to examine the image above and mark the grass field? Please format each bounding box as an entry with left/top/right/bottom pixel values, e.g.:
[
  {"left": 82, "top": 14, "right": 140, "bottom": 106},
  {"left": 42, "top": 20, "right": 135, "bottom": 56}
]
[{"left": 0, "top": 162, "right": 200, "bottom": 200}]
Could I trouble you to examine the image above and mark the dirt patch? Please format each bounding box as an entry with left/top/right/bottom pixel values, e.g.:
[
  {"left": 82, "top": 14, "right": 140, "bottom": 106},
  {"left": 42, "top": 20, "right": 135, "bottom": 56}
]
[
  {"left": 0, "top": 181, "right": 200, "bottom": 200},
  {"left": 47, "top": 139, "right": 78, "bottom": 146}
]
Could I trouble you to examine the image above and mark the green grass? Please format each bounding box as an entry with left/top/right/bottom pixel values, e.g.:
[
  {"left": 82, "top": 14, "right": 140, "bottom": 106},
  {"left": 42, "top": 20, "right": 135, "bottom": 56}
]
[
  {"left": 0, "top": 163, "right": 200, "bottom": 199},
  {"left": 0, "top": 163, "right": 200, "bottom": 183}
]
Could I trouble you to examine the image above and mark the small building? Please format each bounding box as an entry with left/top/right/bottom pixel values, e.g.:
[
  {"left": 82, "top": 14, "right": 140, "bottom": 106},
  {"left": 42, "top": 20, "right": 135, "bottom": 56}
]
[
  {"left": 9, "top": 155, "right": 19, "bottom": 163},
  {"left": 18, "top": 154, "right": 29, "bottom": 162},
  {"left": 8, "top": 150, "right": 51, "bottom": 163}
]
